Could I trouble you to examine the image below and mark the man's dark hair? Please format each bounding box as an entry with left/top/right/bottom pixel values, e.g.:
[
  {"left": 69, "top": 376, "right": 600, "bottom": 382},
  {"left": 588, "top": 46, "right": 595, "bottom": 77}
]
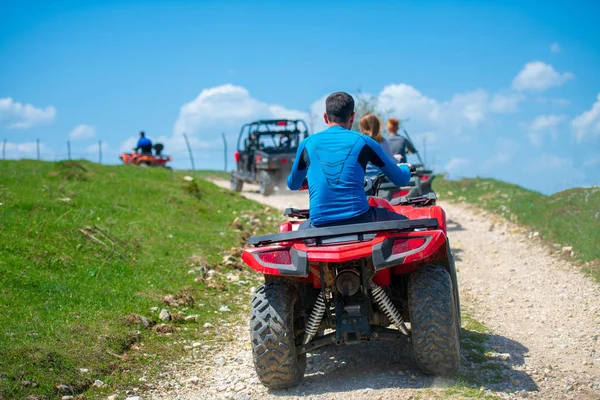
[
  {"left": 140, "top": 131, "right": 145, "bottom": 137},
  {"left": 326, "top": 92, "right": 355, "bottom": 123}
]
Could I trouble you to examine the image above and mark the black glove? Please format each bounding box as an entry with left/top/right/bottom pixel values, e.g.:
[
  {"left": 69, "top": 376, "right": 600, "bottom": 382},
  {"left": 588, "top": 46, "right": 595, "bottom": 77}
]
[{"left": 403, "top": 163, "right": 417, "bottom": 173}]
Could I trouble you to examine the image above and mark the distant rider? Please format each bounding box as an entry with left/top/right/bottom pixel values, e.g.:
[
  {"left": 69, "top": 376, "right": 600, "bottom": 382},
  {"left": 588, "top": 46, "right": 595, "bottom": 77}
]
[
  {"left": 287, "top": 92, "right": 414, "bottom": 229},
  {"left": 386, "top": 118, "right": 416, "bottom": 162},
  {"left": 134, "top": 131, "right": 153, "bottom": 155}
]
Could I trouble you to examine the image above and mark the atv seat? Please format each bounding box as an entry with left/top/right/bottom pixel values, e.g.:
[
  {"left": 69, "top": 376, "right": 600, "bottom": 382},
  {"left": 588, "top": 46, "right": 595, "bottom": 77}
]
[{"left": 284, "top": 208, "right": 309, "bottom": 219}]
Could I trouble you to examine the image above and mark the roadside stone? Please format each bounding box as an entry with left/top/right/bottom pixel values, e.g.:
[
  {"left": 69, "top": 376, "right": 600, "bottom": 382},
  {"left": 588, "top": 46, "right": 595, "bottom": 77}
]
[
  {"left": 152, "top": 324, "right": 174, "bottom": 334},
  {"left": 107, "top": 395, "right": 119, "bottom": 400},
  {"left": 62, "top": 396, "right": 74, "bottom": 400},
  {"left": 92, "top": 380, "right": 105, "bottom": 388},
  {"left": 219, "top": 305, "right": 230, "bottom": 312},
  {"left": 562, "top": 246, "right": 573, "bottom": 254},
  {"left": 203, "top": 322, "right": 213, "bottom": 328},
  {"left": 159, "top": 309, "right": 171, "bottom": 322},
  {"left": 163, "top": 295, "right": 179, "bottom": 307},
  {"left": 55, "top": 385, "right": 73, "bottom": 393},
  {"left": 186, "top": 376, "right": 201, "bottom": 385},
  {"left": 184, "top": 315, "right": 198, "bottom": 322}
]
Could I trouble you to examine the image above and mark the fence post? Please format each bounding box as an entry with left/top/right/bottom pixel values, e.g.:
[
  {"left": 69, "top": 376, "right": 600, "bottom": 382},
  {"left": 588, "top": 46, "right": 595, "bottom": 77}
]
[
  {"left": 183, "top": 132, "right": 195, "bottom": 171},
  {"left": 2, "top": 139, "right": 5, "bottom": 160},
  {"left": 36, "top": 139, "right": 40, "bottom": 160},
  {"left": 98, "top": 140, "right": 102, "bottom": 164},
  {"left": 67, "top": 141, "right": 71, "bottom": 160},
  {"left": 222, "top": 132, "right": 227, "bottom": 172}
]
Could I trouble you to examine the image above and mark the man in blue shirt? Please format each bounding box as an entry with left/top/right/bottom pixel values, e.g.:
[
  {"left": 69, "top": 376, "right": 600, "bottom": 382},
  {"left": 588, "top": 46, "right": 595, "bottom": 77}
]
[
  {"left": 287, "top": 92, "right": 413, "bottom": 229},
  {"left": 135, "top": 131, "right": 153, "bottom": 155}
]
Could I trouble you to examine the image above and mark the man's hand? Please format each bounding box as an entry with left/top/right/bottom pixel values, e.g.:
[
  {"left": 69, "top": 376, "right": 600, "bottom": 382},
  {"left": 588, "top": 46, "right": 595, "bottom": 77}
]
[{"left": 403, "top": 163, "right": 416, "bottom": 173}]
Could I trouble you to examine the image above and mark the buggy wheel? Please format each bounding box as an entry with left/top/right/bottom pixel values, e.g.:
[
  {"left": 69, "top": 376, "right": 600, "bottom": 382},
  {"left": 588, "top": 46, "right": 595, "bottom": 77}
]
[
  {"left": 250, "top": 281, "right": 306, "bottom": 389},
  {"left": 258, "top": 170, "right": 275, "bottom": 196},
  {"left": 230, "top": 174, "right": 243, "bottom": 192},
  {"left": 408, "top": 264, "right": 460, "bottom": 376},
  {"left": 138, "top": 162, "right": 150, "bottom": 168}
]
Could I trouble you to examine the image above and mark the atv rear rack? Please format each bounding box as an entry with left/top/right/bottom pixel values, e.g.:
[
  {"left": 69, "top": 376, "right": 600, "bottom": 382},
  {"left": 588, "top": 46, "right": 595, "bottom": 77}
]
[{"left": 248, "top": 218, "right": 439, "bottom": 246}]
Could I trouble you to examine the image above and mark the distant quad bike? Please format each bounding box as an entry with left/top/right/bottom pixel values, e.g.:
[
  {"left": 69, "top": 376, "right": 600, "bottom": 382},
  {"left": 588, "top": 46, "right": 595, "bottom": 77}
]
[
  {"left": 119, "top": 143, "right": 172, "bottom": 169},
  {"left": 242, "top": 175, "right": 461, "bottom": 389},
  {"left": 366, "top": 164, "right": 423, "bottom": 201},
  {"left": 230, "top": 119, "right": 309, "bottom": 196}
]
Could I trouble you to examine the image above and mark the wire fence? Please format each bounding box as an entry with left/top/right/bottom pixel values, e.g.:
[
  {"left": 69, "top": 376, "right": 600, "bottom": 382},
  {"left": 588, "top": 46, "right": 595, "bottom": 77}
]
[{"left": 1, "top": 133, "right": 233, "bottom": 172}]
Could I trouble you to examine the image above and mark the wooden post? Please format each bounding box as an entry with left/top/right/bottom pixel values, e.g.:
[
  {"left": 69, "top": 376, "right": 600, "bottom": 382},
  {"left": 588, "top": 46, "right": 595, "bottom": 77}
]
[
  {"left": 36, "top": 139, "right": 40, "bottom": 160},
  {"left": 98, "top": 140, "right": 102, "bottom": 164},
  {"left": 183, "top": 132, "right": 195, "bottom": 171},
  {"left": 67, "top": 141, "right": 71, "bottom": 160},
  {"left": 222, "top": 132, "right": 227, "bottom": 172}
]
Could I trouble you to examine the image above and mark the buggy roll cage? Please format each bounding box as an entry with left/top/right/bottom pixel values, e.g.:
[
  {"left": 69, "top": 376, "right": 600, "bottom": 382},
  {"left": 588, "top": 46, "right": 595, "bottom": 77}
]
[{"left": 236, "top": 119, "right": 310, "bottom": 151}]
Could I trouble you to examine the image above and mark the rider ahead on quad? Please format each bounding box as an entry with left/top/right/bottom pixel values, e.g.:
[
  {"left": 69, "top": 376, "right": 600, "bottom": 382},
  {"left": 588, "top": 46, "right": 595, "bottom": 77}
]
[
  {"left": 230, "top": 119, "right": 309, "bottom": 196},
  {"left": 243, "top": 92, "right": 460, "bottom": 389}
]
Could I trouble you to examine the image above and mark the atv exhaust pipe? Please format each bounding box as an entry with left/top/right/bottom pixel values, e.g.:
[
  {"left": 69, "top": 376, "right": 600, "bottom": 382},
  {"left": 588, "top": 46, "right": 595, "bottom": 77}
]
[{"left": 371, "top": 283, "right": 410, "bottom": 336}]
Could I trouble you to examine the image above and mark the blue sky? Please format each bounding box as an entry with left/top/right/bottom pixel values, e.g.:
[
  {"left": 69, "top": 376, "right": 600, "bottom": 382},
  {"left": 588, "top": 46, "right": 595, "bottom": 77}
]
[{"left": 1, "top": 0, "right": 599, "bottom": 194}]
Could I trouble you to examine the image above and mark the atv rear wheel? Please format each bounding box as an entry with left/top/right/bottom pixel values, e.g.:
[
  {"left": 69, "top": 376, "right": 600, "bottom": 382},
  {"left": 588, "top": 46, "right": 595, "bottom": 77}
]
[
  {"left": 138, "top": 161, "right": 150, "bottom": 168},
  {"left": 258, "top": 170, "right": 275, "bottom": 196},
  {"left": 408, "top": 264, "right": 460, "bottom": 376},
  {"left": 231, "top": 174, "right": 243, "bottom": 192},
  {"left": 250, "top": 281, "right": 306, "bottom": 389}
]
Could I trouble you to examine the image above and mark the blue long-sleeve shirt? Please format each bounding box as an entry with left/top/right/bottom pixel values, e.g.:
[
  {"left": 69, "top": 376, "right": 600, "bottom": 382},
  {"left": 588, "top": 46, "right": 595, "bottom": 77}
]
[
  {"left": 136, "top": 137, "right": 152, "bottom": 150},
  {"left": 287, "top": 125, "right": 411, "bottom": 226}
]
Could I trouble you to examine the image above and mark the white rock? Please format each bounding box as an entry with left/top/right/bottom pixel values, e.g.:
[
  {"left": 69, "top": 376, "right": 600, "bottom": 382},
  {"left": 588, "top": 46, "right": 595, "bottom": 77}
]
[
  {"left": 183, "top": 176, "right": 194, "bottom": 181},
  {"left": 203, "top": 322, "right": 213, "bottom": 328},
  {"left": 126, "top": 397, "right": 142, "bottom": 400},
  {"left": 159, "top": 309, "right": 171, "bottom": 322},
  {"left": 562, "top": 246, "right": 573, "bottom": 254},
  {"left": 107, "top": 395, "right": 119, "bottom": 400},
  {"left": 186, "top": 376, "right": 202, "bottom": 385},
  {"left": 78, "top": 368, "right": 89, "bottom": 373},
  {"left": 219, "top": 305, "right": 230, "bottom": 312},
  {"left": 92, "top": 379, "right": 105, "bottom": 387}
]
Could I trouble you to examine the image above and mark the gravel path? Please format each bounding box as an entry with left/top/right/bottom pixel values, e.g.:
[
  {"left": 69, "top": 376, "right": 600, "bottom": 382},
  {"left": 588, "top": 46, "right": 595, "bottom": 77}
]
[{"left": 147, "top": 182, "right": 600, "bottom": 400}]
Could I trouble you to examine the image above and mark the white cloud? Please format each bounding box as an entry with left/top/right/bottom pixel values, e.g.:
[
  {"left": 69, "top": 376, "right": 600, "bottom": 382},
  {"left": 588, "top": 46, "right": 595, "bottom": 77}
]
[
  {"left": 444, "top": 157, "right": 471, "bottom": 177},
  {"left": 490, "top": 93, "right": 525, "bottom": 113},
  {"left": 511, "top": 61, "right": 573, "bottom": 91},
  {"left": 0, "top": 97, "right": 56, "bottom": 129},
  {"left": 173, "top": 84, "right": 307, "bottom": 136},
  {"left": 484, "top": 138, "right": 520, "bottom": 167},
  {"left": 572, "top": 93, "right": 600, "bottom": 142},
  {"left": 2, "top": 141, "right": 53, "bottom": 160},
  {"left": 377, "top": 84, "right": 489, "bottom": 135},
  {"left": 550, "top": 42, "right": 562, "bottom": 53},
  {"left": 527, "top": 114, "right": 567, "bottom": 146},
  {"left": 69, "top": 124, "right": 96, "bottom": 140}
]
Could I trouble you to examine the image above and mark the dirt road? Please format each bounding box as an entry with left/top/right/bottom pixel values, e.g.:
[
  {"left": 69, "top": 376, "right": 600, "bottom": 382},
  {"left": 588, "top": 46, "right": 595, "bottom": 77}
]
[{"left": 149, "top": 183, "right": 600, "bottom": 399}]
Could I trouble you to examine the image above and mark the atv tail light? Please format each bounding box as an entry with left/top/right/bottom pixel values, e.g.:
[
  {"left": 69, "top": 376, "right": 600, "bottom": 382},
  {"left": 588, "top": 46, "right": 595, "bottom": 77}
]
[
  {"left": 255, "top": 154, "right": 262, "bottom": 163},
  {"left": 276, "top": 121, "right": 288, "bottom": 126},
  {"left": 419, "top": 175, "right": 430, "bottom": 182},
  {"left": 392, "top": 189, "right": 410, "bottom": 199},
  {"left": 258, "top": 250, "right": 292, "bottom": 265},
  {"left": 281, "top": 158, "right": 288, "bottom": 164},
  {"left": 234, "top": 151, "right": 240, "bottom": 163},
  {"left": 391, "top": 238, "right": 426, "bottom": 255}
]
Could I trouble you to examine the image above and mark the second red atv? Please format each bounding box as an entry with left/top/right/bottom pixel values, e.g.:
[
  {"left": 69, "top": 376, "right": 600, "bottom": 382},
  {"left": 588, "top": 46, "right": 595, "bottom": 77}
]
[
  {"left": 243, "top": 175, "right": 460, "bottom": 389},
  {"left": 119, "top": 143, "right": 172, "bottom": 169}
]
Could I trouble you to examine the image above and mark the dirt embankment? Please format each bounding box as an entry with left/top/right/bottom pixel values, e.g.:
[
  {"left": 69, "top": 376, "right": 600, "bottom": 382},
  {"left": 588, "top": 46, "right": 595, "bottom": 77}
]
[{"left": 148, "top": 182, "right": 600, "bottom": 400}]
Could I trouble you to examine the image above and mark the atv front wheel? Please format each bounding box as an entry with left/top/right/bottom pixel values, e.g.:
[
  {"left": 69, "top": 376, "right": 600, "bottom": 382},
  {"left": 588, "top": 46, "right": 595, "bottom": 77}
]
[
  {"left": 258, "top": 170, "right": 275, "bottom": 196},
  {"left": 250, "top": 281, "right": 306, "bottom": 389},
  {"left": 231, "top": 174, "right": 243, "bottom": 192},
  {"left": 408, "top": 264, "right": 461, "bottom": 376}
]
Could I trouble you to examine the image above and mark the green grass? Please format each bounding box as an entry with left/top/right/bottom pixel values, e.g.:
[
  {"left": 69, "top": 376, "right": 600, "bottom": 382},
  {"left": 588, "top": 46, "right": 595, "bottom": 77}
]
[
  {"left": 435, "top": 175, "right": 600, "bottom": 281},
  {"left": 0, "top": 160, "right": 277, "bottom": 399}
]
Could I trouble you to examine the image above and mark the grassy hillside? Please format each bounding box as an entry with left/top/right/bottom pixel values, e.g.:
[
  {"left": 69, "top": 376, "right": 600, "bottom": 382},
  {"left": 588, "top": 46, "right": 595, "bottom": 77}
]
[
  {"left": 0, "top": 160, "right": 277, "bottom": 399},
  {"left": 435, "top": 175, "right": 600, "bottom": 281}
]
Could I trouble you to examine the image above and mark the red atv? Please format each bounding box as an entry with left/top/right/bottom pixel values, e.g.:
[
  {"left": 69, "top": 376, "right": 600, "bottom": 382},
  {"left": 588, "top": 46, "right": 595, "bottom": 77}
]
[
  {"left": 119, "top": 144, "right": 172, "bottom": 169},
  {"left": 242, "top": 175, "right": 460, "bottom": 389}
]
